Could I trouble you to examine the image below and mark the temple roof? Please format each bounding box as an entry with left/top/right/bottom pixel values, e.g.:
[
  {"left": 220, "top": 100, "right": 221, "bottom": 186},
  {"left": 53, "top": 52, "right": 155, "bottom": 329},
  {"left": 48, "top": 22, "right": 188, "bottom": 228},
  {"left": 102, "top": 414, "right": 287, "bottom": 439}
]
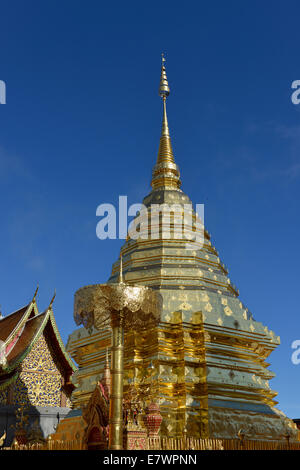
[
  {"left": 0, "top": 290, "right": 76, "bottom": 388},
  {"left": 5, "top": 312, "right": 47, "bottom": 369},
  {"left": 0, "top": 305, "right": 31, "bottom": 342}
]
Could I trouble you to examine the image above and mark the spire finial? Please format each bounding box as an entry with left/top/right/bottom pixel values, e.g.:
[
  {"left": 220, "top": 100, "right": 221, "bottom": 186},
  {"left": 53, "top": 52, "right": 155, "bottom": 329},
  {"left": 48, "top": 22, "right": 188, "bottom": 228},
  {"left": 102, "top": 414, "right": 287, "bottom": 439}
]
[
  {"left": 151, "top": 55, "right": 181, "bottom": 190},
  {"left": 159, "top": 53, "right": 170, "bottom": 99},
  {"left": 32, "top": 284, "right": 39, "bottom": 303},
  {"left": 119, "top": 252, "right": 123, "bottom": 284},
  {"left": 48, "top": 289, "right": 56, "bottom": 309}
]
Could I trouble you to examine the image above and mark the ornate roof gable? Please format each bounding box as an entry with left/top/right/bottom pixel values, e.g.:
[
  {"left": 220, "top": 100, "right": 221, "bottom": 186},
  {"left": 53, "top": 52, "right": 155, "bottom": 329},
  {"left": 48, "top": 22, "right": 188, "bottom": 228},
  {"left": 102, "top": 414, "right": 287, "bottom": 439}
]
[{"left": 0, "top": 289, "right": 76, "bottom": 381}]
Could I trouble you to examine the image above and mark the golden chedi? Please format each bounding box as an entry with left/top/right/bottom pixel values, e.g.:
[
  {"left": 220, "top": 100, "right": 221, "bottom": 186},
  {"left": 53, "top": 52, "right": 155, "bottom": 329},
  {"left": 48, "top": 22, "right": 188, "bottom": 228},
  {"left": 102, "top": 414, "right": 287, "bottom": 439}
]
[{"left": 67, "top": 56, "right": 297, "bottom": 442}]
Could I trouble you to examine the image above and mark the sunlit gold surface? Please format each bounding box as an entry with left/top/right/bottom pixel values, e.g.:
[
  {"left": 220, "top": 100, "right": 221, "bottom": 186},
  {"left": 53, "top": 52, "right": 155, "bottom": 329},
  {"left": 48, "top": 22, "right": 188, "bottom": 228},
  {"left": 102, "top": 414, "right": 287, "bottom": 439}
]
[
  {"left": 74, "top": 282, "right": 162, "bottom": 449},
  {"left": 74, "top": 283, "right": 162, "bottom": 332},
  {"left": 151, "top": 56, "right": 181, "bottom": 190},
  {"left": 66, "top": 57, "right": 299, "bottom": 443},
  {"left": 109, "top": 314, "right": 124, "bottom": 449}
]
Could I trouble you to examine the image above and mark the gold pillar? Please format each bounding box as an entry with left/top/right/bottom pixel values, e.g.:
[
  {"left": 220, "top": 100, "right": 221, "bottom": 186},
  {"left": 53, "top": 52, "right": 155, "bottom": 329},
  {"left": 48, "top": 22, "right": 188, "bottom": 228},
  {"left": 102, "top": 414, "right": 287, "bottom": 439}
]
[
  {"left": 109, "top": 311, "right": 124, "bottom": 450},
  {"left": 73, "top": 282, "right": 162, "bottom": 449}
]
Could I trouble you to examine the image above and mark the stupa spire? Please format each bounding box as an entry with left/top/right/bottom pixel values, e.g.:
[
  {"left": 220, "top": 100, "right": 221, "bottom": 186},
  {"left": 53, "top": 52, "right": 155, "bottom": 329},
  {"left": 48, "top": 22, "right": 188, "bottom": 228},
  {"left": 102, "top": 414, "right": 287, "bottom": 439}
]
[
  {"left": 119, "top": 252, "right": 123, "bottom": 284},
  {"left": 151, "top": 54, "right": 181, "bottom": 191}
]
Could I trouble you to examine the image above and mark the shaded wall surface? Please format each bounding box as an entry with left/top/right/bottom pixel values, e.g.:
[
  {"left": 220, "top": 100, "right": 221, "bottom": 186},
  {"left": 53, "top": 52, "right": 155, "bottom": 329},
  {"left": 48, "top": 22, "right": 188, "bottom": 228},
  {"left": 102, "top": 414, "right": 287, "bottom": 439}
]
[{"left": 0, "top": 405, "right": 71, "bottom": 447}]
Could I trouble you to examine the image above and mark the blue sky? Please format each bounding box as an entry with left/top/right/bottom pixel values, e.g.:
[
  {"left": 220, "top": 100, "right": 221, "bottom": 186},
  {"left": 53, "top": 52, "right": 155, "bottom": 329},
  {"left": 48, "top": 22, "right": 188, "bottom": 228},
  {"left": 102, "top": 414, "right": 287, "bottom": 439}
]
[{"left": 1, "top": 1, "right": 300, "bottom": 418}]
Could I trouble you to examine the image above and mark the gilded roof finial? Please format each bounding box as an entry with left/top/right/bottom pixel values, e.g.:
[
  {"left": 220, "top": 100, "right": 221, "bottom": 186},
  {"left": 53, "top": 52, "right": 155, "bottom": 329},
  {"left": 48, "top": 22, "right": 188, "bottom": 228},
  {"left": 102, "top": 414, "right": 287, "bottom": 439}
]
[
  {"left": 32, "top": 284, "right": 39, "bottom": 303},
  {"left": 151, "top": 55, "right": 181, "bottom": 190},
  {"left": 48, "top": 289, "right": 56, "bottom": 310}
]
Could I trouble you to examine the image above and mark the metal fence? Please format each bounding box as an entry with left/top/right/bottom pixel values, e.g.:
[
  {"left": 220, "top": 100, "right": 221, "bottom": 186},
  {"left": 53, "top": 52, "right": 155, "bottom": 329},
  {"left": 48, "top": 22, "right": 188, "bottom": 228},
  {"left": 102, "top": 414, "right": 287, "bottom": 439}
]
[{"left": 2, "top": 436, "right": 300, "bottom": 451}]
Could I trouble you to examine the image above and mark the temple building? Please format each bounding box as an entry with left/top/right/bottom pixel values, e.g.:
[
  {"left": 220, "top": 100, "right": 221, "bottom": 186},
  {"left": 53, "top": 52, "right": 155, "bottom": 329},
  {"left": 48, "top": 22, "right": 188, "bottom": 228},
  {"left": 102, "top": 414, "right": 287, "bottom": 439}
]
[
  {"left": 67, "top": 58, "right": 297, "bottom": 442},
  {"left": 51, "top": 349, "right": 110, "bottom": 450},
  {"left": 0, "top": 288, "right": 76, "bottom": 446}
]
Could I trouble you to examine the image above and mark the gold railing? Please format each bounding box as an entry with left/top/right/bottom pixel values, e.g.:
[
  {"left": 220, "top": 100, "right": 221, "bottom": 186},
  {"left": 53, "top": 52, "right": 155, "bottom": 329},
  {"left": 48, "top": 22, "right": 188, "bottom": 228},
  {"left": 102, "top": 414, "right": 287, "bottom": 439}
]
[
  {"left": 148, "top": 437, "right": 224, "bottom": 450},
  {"left": 150, "top": 437, "right": 300, "bottom": 451},
  {"left": 222, "top": 439, "right": 300, "bottom": 451},
  {"left": 2, "top": 437, "right": 300, "bottom": 451},
  {"left": 1, "top": 438, "right": 84, "bottom": 450}
]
